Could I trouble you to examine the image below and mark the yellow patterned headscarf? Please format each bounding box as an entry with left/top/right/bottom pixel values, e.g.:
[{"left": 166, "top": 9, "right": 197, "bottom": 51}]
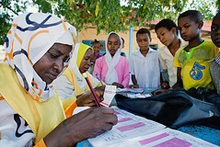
[{"left": 4, "top": 12, "right": 77, "bottom": 102}]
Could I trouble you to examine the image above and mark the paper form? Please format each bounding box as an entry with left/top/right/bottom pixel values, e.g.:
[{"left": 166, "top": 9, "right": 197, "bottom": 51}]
[
  {"left": 88, "top": 107, "right": 166, "bottom": 147},
  {"left": 106, "top": 128, "right": 218, "bottom": 147},
  {"left": 88, "top": 107, "right": 218, "bottom": 147},
  {"left": 101, "top": 85, "right": 116, "bottom": 107}
]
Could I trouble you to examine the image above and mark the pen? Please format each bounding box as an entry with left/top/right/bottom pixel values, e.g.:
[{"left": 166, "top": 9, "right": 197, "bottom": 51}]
[
  {"left": 83, "top": 73, "right": 101, "bottom": 107},
  {"left": 96, "top": 74, "right": 104, "bottom": 87}
]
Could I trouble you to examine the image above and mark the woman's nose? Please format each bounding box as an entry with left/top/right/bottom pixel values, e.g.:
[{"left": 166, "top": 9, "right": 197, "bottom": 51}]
[{"left": 54, "top": 58, "right": 63, "bottom": 73}]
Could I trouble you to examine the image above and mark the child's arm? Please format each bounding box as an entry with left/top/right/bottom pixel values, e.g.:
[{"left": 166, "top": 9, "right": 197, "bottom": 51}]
[
  {"left": 128, "top": 75, "right": 139, "bottom": 88},
  {"left": 172, "top": 67, "right": 183, "bottom": 88},
  {"left": 93, "top": 58, "right": 102, "bottom": 79},
  {"left": 160, "top": 71, "right": 170, "bottom": 89},
  {"left": 121, "top": 58, "right": 130, "bottom": 87}
]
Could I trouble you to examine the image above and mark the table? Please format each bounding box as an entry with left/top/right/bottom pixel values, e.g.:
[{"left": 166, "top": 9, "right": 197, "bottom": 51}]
[{"left": 77, "top": 87, "right": 220, "bottom": 146}]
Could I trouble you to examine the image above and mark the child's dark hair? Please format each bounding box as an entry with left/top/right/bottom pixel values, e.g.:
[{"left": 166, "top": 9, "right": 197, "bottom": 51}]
[
  {"left": 155, "top": 19, "right": 178, "bottom": 35},
  {"left": 178, "top": 10, "right": 203, "bottom": 23},
  {"left": 213, "top": 10, "right": 220, "bottom": 22},
  {"left": 136, "top": 28, "right": 151, "bottom": 38}
]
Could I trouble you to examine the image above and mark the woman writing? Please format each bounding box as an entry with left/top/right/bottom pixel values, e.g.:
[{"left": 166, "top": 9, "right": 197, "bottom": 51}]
[
  {"left": 53, "top": 43, "right": 104, "bottom": 110},
  {"left": 0, "top": 13, "right": 117, "bottom": 147}
]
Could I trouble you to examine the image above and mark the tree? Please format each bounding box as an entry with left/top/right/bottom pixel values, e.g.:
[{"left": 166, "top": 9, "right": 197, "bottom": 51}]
[{"left": 0, "top": 0, "right": 219, "bottom": 45}]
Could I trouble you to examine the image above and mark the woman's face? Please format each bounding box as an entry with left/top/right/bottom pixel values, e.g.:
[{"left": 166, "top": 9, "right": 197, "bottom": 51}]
[
  {"left": 79, "top": 49, "right": 93, "bottom": 73},
  {"left": 33, "top": 43, "right": 72, "bottom": 84},
  {"left": 107, "top": 34, "right": 120, "bottom": 57}
]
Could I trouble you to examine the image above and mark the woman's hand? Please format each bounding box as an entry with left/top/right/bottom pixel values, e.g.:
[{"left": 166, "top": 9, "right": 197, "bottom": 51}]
[
  {"left": 76, "top": 86, "right": 105, "bottom": 107},
  {"left": 44, "top": 107, "right": 118, "bottom": 147}
]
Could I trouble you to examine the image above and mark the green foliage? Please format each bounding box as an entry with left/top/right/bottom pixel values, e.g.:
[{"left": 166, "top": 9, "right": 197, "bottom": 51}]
[
  {"left": 0, "top": 0, "right": 28, "bottom": 45},
  {"left": 0, "top": 0, "right": 218, "bottom": 45}
]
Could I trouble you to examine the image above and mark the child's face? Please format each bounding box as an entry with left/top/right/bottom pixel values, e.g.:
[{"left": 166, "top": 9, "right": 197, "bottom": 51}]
[
  {"left": 136, "top": 33, "right": 151, "bottom": 50},
  {"left": 178, "top": 16, "right": 200, "bottom": 42},
  {"left": 107, "top": 34, "right": 120, "bottom": 56},
  {"left": 211, "top": 14, "right": 220, "bottom": 47},
  {"left": 156, "top": 27, "right": 176, "bottom": 47},
  {"left": 92, "top": 43, "right": 101, "bottom": 53}
]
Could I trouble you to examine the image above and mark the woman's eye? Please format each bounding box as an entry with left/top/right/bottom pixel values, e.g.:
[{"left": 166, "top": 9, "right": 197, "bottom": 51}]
[{"left": 49, "top": 52, "right": 58, "bottom": 58}]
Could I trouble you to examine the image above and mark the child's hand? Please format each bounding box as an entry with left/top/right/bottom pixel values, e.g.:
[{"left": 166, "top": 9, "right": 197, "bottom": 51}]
[
  {"left": 161, "top": 81, "right": 170, "bottom": 89},
  {"left": 112, "top": 82, "right": 124, "bottom": 88},
  {"left": 151, "top": 89, "right": 170, "bottom": 96},
  {"left": 128, "top": 84, "right": 139, "bottom": 88}
]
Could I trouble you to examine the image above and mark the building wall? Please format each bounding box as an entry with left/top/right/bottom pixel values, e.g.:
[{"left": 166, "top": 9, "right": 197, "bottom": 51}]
[{"left": 0, "top": 26, "right": 212, "bottom": 63}]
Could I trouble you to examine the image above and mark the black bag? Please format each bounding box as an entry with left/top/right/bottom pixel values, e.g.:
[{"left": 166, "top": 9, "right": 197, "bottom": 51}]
[{"left": 115, "top": 90, "right": 220, "bottom": 129}]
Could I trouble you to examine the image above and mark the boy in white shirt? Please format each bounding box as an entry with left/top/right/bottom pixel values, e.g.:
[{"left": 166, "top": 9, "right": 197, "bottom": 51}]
[
  {"left": 155, "top": 19, "right": 187, "bottom": 88},
  {"left": 129, "top": 28, "right": 162, "bottom": 88}
]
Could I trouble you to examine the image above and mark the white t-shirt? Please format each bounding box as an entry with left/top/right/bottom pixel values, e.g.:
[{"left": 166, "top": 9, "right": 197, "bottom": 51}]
[
  {"left": 129, "top": 48, "right": 162, "bottom": 87},
  {"left": 158, "top": 39, "right": 187, "bottom": 87}
]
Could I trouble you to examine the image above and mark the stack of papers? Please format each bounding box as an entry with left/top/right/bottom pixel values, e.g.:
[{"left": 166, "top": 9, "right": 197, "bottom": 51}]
[
  {"left": 116, "top": 88, "right": 144, "bottom": 93},
  {"left": 116, "top": 88, "right": 151, "bottom": 99},
  {"left": 88, "top": 107, "right": 218, "bottom": 147}
]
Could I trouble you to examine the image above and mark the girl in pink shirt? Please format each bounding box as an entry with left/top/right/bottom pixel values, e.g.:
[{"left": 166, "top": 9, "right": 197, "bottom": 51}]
[{"left": 93, "top": 32, "right": 130, "bottom": 88}]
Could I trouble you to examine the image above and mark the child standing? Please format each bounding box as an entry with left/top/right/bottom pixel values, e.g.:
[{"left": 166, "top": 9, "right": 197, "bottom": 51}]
[
  {"left": 129, "top": 28, "right": 162, "bottom": 88},
  {"left": 174, "top": 10, "right": 219, "bottom": 90},
  {"left": 210, "top": 11, "right": 220, "bottom": 95},
  {"left": 93, "top": 32, "right": 130, "bottom": 88},
  {"left": 155, "top": 19, "right": 187, "bottom": 88},
  {"left": 88, "top": 39, "right": 103, "bottom": 74}
]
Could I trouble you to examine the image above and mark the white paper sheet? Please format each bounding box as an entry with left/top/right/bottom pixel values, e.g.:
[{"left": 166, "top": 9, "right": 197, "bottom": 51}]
[
  {"left": 101, "top": 85, "right": 116, "bottom": 107},
  {"left": 88, "top": 107, "right": 166, "bottom": 147},
  {"left": 88, "top": 107, "right": 217, "bottom": 147}
]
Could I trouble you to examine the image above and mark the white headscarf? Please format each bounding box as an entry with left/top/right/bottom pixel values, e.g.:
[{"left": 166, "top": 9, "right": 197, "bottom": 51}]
[
  {"left": 105, "top": 32, "right": 122, "bottom": 84},
  {"left": 68, "top": 43, "right": 99, "bottom": 90},
  {"left": 4, "top": 12, "right": 77, "bottom": 102}
]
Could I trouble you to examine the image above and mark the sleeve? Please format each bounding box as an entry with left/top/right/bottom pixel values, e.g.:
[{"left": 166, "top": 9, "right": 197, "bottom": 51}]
[
  {"left": 173, "top": 50, "right": 181, "bottom": 67},
  {"left": 93, "top": 58, "right": 102, "bottom": 79},
  {"left": 0, "top": 98, "right": 36, "bottom": 147},
  {"left": 128, "top": 55, "right": 135, "bottom": 75},
  {"left": 34, "top": 139, "right": 47, "bottom": 147},
  {"left": 53, "top": 75, "right": 75, "bottom": 101},
  {"left": 214, "top": 45, "right": 220, "bottom": 57},
  {"left": 158, "top": 49, "right": 168, "bottom": 70},
  {"left": 64, "top": 101, "right": 78, "bottom": 118},
  {"left": 121, "top": 58, "right": 130, "bottom": 87}
]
